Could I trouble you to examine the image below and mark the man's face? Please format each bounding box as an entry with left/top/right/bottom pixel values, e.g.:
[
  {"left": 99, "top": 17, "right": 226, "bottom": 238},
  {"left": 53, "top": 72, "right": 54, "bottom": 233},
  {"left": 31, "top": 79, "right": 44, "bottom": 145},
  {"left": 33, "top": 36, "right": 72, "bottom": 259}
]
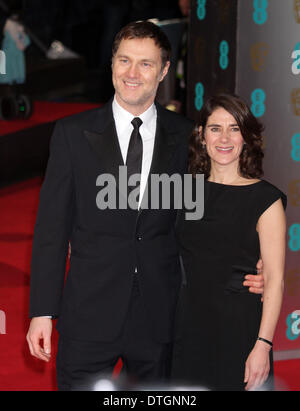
[{"left": 112, "top": 37, "right": 170, "bottom": 115}]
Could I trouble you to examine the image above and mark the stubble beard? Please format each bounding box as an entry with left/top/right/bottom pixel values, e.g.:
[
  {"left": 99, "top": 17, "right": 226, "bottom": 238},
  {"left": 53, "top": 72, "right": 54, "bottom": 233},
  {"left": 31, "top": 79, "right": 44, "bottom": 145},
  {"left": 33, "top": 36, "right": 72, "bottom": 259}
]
[{"left": 116, "top": 86, "right": 159, "bottom": 111}]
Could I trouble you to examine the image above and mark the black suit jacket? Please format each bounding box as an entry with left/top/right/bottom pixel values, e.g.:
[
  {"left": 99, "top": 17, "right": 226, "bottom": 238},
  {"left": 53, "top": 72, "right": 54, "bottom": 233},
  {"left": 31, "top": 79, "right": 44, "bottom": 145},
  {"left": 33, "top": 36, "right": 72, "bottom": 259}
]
[{"left": 29, "top": 100, "right": 194, "bottom": 343}]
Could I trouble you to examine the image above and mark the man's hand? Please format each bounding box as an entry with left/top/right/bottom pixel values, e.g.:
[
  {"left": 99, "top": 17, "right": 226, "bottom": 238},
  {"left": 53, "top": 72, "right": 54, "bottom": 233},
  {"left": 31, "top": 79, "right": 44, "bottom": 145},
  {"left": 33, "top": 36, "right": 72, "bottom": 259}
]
[
  {"left": 243, "top": 259, "right": 264, "bottom": 296},
  {"left": 26, "top": 317, "right": 52, "bottom": 362}
]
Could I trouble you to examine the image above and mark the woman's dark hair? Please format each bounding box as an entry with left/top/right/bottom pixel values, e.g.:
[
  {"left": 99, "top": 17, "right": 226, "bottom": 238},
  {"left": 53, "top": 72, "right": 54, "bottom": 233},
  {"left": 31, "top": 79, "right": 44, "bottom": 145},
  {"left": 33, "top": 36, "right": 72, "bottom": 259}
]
[
  {"left": 112, "top": 21, "right": 171, "bottom": 70},
  {"left": 189, "top": 93, "right": 265, "bottom": 179}
]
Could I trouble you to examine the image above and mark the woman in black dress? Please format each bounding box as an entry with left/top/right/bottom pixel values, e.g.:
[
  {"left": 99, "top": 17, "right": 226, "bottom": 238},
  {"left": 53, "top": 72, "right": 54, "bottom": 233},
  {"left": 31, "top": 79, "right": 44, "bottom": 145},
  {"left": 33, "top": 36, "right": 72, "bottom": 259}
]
[{"left": 172, "top": 94, "right": 286, "bottom": 391}]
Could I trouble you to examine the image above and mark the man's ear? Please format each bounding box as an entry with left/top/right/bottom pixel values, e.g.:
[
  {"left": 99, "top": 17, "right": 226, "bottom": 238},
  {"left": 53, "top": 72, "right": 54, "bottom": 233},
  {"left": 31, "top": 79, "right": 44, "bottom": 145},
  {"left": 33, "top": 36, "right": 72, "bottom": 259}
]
[{"left": 159, "top": 61, "right": 170, "bottom": 82}]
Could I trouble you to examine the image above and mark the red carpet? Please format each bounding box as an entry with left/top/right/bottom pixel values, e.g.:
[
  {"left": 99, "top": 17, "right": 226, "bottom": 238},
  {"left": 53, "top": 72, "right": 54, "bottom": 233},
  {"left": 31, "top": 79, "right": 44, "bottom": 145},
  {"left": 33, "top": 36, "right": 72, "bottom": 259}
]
[
  {"left": 0, "top": 177, "right": 299, "bottom": 391},
  {"left": 0, "top": 101, "right": 100, "bottom": 136}
]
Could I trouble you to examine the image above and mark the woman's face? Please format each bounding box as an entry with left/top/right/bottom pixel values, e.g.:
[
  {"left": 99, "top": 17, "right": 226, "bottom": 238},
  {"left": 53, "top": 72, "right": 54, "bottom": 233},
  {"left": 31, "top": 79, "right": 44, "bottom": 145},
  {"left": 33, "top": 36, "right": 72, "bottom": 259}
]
[{"left": 200, "top": 107, "right": 245, "bottom": 169}]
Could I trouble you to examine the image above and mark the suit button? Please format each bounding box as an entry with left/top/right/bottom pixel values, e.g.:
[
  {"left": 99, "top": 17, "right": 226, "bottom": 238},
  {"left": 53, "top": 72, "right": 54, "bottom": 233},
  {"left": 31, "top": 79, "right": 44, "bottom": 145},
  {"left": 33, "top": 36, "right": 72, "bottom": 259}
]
[{"left": 137, "top": 236, "right": 142, "bottom": 241}]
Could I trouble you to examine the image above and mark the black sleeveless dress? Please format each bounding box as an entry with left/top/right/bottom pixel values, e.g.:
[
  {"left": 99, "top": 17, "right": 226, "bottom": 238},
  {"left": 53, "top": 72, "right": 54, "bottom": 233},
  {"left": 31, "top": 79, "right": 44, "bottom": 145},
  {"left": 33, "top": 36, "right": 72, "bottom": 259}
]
[{"left": 171, "top": 179, "right": 286, "bottom": 391}]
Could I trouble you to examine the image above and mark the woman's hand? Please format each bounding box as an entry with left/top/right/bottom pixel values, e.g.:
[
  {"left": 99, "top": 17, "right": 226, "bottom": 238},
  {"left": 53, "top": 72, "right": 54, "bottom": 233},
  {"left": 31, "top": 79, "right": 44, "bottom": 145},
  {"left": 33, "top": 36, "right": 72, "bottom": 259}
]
[{"left": 244, "top": 340, "right": 271, "bottom": 391}]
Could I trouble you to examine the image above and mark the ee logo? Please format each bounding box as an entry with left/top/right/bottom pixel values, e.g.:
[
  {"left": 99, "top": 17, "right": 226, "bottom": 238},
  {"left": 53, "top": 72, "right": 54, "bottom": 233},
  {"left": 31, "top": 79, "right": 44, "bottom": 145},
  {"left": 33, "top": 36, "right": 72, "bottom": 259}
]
[
  {"left": 286, "top": 310, "right": 300, "bottom": 341},
  {"left": 291, "top": 133, "right": 300, "bottom": 161},
  {"left": 197, "top": 0, "right": 206, "bottom": 21},
  {"left": 195, "top": 82, "right": 204, "bottom": 111},
  {"left": 219, "top": 41, "right": 229, "bottom": 70},
  {"left": 251, "top": 89, "right": 266, "bottom": 118},
  {"left": 288, "top": 224, "right": 300, "bottom": 252},
  {"left": 253, "top": 0, "right": 268, "bottom": 25},
  {"left": 292, "top": 43, "right": 300, "bottom": 75}
]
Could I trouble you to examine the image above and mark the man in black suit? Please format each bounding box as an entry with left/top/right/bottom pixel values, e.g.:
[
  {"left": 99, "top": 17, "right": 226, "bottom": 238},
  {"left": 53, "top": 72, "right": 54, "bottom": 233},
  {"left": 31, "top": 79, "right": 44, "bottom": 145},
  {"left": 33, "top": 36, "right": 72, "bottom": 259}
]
[{"left": 26, "top": 21, "right": 263, "bottom": 390}]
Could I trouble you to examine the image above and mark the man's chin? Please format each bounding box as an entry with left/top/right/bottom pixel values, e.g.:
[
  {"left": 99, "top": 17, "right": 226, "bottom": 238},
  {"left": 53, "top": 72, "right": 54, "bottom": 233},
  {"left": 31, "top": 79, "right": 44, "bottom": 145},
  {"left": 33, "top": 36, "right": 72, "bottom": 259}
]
[{"left": 118, "top": 95, "right": 152, "bottom": 110}]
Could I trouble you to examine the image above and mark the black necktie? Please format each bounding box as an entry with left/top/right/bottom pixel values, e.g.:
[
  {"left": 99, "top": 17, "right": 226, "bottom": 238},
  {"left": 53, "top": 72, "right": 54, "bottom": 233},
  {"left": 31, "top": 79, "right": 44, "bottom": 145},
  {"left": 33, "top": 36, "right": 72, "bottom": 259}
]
[{"left": 126, "top": 117, "right": 143, "bottom": 205}]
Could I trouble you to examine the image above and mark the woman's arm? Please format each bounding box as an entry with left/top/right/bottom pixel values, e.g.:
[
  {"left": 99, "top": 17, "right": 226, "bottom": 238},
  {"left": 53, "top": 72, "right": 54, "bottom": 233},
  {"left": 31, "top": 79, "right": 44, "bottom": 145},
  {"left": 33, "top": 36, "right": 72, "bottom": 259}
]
[{"left": 244, "top": 198, "right": 286, "bottom": 391}]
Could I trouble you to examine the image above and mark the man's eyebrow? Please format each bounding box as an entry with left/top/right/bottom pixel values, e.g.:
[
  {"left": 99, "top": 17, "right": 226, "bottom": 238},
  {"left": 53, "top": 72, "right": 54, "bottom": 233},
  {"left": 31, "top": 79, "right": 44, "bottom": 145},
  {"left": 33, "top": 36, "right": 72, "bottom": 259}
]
[
  {"left": 116, "top": 55, "right": 156, "bottom": 63},
  {"left": 140, "top": 58, "right": 156, "bottom": 63}
]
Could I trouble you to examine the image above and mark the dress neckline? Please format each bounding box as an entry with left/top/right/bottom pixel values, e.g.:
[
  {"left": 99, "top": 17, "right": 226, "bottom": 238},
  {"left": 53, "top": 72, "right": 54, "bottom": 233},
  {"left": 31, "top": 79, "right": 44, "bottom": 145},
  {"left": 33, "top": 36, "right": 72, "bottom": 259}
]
[{"left": 206, "top": 179, "right": 263, "bottom": 188}]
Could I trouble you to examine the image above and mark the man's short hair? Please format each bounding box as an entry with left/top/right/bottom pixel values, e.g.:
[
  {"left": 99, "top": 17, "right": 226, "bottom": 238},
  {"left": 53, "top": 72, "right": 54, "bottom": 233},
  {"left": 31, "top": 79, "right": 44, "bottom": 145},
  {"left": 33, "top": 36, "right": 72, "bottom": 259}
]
[{"left": 112, "top": 21, "right": 172, "bottom": 69}]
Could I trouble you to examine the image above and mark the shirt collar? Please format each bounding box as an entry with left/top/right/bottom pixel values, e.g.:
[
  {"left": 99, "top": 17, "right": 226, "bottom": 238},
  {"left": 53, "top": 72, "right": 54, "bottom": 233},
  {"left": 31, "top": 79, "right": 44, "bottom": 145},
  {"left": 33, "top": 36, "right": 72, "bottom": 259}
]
[{"left": 112, "top": 96, "right": 156, "bottom": 137}]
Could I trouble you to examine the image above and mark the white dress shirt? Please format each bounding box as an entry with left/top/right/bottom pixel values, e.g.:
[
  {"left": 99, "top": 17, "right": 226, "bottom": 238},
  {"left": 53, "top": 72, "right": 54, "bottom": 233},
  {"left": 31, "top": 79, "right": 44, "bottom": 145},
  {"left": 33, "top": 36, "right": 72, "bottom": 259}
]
[{"left": 112, "top": 96, "right": 157, "bottom": 208}]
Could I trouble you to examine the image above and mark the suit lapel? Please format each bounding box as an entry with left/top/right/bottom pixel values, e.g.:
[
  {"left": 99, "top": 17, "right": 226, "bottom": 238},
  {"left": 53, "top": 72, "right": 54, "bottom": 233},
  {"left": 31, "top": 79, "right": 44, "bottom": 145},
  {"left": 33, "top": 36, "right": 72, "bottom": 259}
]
[
  {"left": 84, "top": 123, "right": 124, "bottom": 178},
  {"left": 149, "top": 120, "right": 174, "bottom": 175},
  {"left": 84, "top": 101, "right": 125, "bottom": 200}
]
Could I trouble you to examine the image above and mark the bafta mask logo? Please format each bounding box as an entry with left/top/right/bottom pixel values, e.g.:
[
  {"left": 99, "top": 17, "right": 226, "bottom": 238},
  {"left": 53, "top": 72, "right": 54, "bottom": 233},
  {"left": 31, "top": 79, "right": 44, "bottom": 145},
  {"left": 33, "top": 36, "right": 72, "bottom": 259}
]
[
  {"left": 250, "top": 42, "right": 269, "bottom": 72},
  {"left": 219, "top": 0, "right": 231, "bottom": 24},
  {"left": 286, "top": 268, "right": 300, "bottom": 297},
  {"left": 289, "top": 180, "right": 300, "bottom": 206},
  {"left": 294, "top": 0, "right": 300, "bottom": 23},
  {"left": 291, "top": 89, "right": 300, "bottom": 116},
  {"left": 194, "top": 36, "right": 206, "bottom": 67}
]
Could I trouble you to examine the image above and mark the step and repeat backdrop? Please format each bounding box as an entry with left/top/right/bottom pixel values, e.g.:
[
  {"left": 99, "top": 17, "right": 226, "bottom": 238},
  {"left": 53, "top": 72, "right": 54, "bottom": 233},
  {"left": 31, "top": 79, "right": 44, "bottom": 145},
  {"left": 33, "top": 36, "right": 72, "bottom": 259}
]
[
  {"left": 186, "top": 0, "right": 238, "bottom": 120},
  {"left": 187, "top": 0, "right": 300, "bottom": 357}
]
